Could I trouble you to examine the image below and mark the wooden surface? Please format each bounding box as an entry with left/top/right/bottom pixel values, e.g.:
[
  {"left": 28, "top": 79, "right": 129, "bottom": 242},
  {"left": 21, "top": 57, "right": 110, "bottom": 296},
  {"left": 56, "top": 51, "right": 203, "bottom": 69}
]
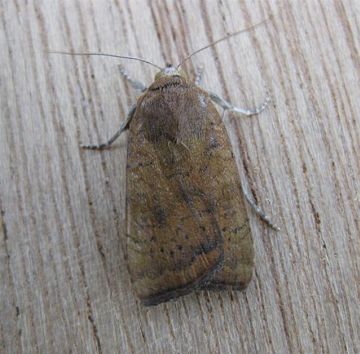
[{"left": 1, "top": 0, "right": 360, "bottom": 353}]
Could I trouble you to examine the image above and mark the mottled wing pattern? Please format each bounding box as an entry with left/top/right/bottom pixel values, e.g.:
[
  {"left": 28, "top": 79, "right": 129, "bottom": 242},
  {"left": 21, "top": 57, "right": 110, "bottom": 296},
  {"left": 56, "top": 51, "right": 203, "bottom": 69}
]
[
  {"left": 198, "top": 105, "right": 254, "bottom": 291},
  {"left": 126, "top": 77, "right": 253, "bottom": 306}
]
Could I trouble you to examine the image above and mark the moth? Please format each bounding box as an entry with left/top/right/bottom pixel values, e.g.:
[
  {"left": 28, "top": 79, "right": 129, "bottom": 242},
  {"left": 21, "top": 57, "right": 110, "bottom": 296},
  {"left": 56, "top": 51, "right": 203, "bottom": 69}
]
[{"left": 53, "top": 18, "right": 279, "bottom": 306}]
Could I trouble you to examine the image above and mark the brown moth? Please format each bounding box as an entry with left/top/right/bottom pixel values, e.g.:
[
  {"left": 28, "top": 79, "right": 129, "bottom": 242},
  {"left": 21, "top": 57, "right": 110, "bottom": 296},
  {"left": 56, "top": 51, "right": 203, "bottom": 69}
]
[
  {"left": 53, "top": 18, "right": 278, "bottom": 306},
  {"left": 126, "top": 68, "right": 254, "bottom": 305}
]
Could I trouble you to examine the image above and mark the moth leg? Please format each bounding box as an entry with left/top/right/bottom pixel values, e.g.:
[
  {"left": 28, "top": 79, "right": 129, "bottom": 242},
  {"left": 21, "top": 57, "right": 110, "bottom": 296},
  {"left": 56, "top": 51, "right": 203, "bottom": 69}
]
[
  {"left": 194, "top": 64, "right": 204, "bottom": 86},
  {"left": 81, "top": 105, "right": 136, "bottom": 150},
  {"left": 242, "top": 188, "right": 280, "bottom": 231},
  {"left": 209, "top": 91, "right": 271, "bottom": 116},
  {"left": 119, "top": 65, "right": 147, "bottom": 92}
]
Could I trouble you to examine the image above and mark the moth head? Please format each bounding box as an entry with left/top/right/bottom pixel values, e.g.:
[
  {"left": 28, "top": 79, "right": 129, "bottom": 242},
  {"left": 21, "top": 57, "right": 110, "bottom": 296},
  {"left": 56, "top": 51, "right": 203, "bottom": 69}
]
[{"left": 154, "top": 63, "right": 187, "bottom": 81}]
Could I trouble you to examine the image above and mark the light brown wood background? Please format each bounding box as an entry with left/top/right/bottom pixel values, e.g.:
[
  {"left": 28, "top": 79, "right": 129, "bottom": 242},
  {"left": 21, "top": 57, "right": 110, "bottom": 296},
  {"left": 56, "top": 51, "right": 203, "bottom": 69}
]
[{"left": 1, "top": 0, "right": 359, "bottom": 353}]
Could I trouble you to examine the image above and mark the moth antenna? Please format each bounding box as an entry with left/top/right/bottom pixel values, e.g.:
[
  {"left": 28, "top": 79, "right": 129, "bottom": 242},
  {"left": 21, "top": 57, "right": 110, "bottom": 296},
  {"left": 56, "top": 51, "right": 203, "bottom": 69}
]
[
  {"left": 48, "top": 51, "right": 162, "bottom": 70},
  {"left": 177, "top": 16, "right": 272, "bottom": 69}
]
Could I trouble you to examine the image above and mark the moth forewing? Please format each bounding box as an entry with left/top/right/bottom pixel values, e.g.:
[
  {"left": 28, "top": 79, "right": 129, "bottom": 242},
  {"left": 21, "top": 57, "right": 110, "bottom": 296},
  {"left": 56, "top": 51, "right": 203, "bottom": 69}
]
[{"left": 126, "top": 73, "right": 254, "bottom": 306}]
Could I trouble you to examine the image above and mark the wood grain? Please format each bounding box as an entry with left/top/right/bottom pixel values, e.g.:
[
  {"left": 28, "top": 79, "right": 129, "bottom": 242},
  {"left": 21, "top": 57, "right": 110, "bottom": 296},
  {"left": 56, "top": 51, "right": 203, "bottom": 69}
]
[{"left": 1, "top": 0, "right": 359, "bottom": 353}]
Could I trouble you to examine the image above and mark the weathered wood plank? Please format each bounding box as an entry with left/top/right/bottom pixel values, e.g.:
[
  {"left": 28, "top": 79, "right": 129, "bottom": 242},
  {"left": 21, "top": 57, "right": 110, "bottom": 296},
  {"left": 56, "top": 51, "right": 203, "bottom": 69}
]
[{"left": 1, "top": 0, "right": 359, "bottom": 353}]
